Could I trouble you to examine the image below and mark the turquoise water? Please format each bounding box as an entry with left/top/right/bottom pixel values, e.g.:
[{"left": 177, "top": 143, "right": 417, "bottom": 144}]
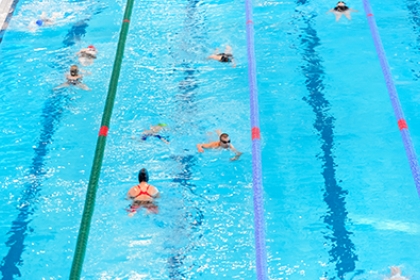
[{"left": 0, "top": 0, "right": 420, "bottom": 279}]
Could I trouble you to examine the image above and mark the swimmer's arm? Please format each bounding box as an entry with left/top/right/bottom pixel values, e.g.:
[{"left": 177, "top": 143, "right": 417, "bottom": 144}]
[
  {"left": 53, "top": 82, "right": 69, "bottom": 90},
  {"left": 197, "top": 142, "right": 218, "bottom": 152},
  {"left": 150, "top": 186, "right": 160, "bottom": 198},
  {"left": 349, "top": 8, "right": 358, "bottom": 12},
  {"left": 326, "top": 9, "right": 334, "bottom": 13},
  {"left": 229, "top": 144, "right": 243, "bottom": 161},
  {"left": 231, "top": 58, "right": 236, "bottom": 68},
  {"left": 215, "top": 129, "right": 222, "bottom": 136},
  {"left": 160, "top": 138, "right": 169, "bottom": 144},
  {"left": 126, "top": 192, "right": 134, "bottom": 200},
  {"left": 76, "top": 49, "right": 87, "bottom": 55}
]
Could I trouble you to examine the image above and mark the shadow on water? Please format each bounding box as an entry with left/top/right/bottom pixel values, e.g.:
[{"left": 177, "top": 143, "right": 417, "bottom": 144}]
[
  {"left": 293, "top": 2, "right": 358, "bottom": 279},
  {"left": 167, "top": 154, "right": 204, "bottom": 280},
  {"left": 166, "top": 67, "right": 205, "bottom": 279},
  {"left": 166, "top": 1, "right": 206, "bottom": 278},
  {"left": 0, "top": 19, "right": 90, "bottom": 280}
]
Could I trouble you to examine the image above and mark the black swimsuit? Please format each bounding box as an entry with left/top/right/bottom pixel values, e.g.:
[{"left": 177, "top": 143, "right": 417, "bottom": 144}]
[
  {"left": 334, "top": 6, "right": 349, "bottom": 12},
  {"left": 219, "top": 53, "right": 233, "bottom": 63},
  {"left": 68, "top": 76, "right": 81, "bottom": 85}
]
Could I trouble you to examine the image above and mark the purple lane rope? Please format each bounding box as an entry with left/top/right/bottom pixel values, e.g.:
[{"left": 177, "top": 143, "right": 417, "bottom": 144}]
[
  {"left": 244, "top": 0, "right": 268, "bottom": 279},
  {"left": 362, "top": 0, "right": 420, "bottom": 196}
]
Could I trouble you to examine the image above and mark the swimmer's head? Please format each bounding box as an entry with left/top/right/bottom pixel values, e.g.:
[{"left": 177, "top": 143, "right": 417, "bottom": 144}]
[
  {"left": 220, "top": 56, "right": 231, "bottom": 63},
  {"left": 35, "top": 19, "right": 43, "bottom": 26},
  {"left": 337, "top": 1, "right": 346, "bottom": 5},
  {"left": 70, "top": 65, "right": 78, "bottom": 76},
  {"left": 88, "top": 45, "right": 96, "bottom": 50},
  {"left": 219, "top": 133, "right": 231, "bottom": 148},
  {"left": 138, "top": 168, "right": 149, "bottom": 183},
  {"left": 157, "top": 123, "right": 167, "bottom": 127}
]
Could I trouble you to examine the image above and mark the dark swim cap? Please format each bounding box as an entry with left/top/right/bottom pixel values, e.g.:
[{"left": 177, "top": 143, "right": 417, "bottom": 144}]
[
  {"left": 36, "top": 19, "right": 43, "bottom": 26},
  {"left": 138, "top": 168, "right": 149, "bottom": 183},
  {"left": 220, "top": 56, "right": 230, "bottom": 62}
]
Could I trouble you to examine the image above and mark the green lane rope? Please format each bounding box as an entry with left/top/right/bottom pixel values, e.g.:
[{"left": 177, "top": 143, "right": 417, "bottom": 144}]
[{"left": 69, "top": 0, "right": 134, "bottom": 278}]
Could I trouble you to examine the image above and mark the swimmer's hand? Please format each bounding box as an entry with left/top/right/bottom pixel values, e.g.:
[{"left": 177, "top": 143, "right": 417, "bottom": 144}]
[
  {"left": 197, "top": 144, "right": 204, "bottom": 153},
  {"left": 230, "top": 152, "right": 243, "bottom": 161}
]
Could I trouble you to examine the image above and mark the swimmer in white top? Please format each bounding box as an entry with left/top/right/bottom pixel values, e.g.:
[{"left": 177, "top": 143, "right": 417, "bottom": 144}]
[
  {"left": 385, "top": 266, "right": 409, "bottom": 280},
  {"left": 76, "top": 45, "right": 98, "bottom": 66}
]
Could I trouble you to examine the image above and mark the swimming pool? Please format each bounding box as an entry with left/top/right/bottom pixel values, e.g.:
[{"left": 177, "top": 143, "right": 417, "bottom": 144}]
[{"left": 0, "top": 0, "right": 420, "bottom": 279}]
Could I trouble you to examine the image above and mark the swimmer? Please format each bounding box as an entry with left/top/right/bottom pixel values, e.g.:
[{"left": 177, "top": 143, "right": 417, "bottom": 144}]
[
  {"left": 208, "top": 45, "right": 236, "bottom": 67},
  {"left": 196, "top": 130, "right": 242, "bottom": 161},
  {"left": 76, "top": 45, "right": 98, "bottom": 66},
  {"left": 141, "top": 123, "right": 169, "bottom": 144},
  {"left": 127, "top": 168, "right": 160, "bottom": 216},
  {"left": 327, "top": 1, "right": 358, "bottom": 21},
  {"left": 385, "top": 266, "right": 409, "bottom": 280},
  {"left": 54, "top": 65, "right": 90, "bottom": 91},
  {"left": 28, "top": 12, "right": 61, "bottom": 31}
]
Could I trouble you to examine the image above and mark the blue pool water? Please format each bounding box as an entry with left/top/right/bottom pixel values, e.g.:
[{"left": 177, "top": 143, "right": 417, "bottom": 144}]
[{"left": 0, "top": 0, "right": 420, "bottom": 279}]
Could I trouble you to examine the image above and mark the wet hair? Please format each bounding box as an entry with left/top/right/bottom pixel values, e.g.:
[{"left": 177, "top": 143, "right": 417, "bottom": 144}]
[
  {"left": 138, "top": 168, "right": 149, "bottom": 183},
  {"left": 337, "top": 1, "right": 345, "bottom": 4},
  {"left": 70, "top": 65, "right": 78, "bottom": 76},
  {"left": 219, "top": 133, "right": 229, "bottom": 141}
]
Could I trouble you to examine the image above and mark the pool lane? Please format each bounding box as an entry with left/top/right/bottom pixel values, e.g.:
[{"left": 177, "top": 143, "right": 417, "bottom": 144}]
[
  {"left": 362, "top": 0, "right": 420, "bottom": 195},
  {"left": 0, "top": 19, "right": 90, "bottom": 280},
  {"left": 293, "top": 1, "right": 358, "bottom": 278}
]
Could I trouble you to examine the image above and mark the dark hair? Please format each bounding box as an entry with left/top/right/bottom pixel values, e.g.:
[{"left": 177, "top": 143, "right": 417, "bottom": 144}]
[
  {"left": 138, "top": 168, "right": 149, "bottom": 183},
  {"left": 219, "top": 133, "right": 229, "bottom": 141},
  {"left": 70, "top": 65, "right": 78, "bottom": 76}
]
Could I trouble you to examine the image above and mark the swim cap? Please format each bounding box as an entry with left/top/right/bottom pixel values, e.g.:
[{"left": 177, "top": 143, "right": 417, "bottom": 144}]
[
  {"left": 35, "top": 19, "right": 43, "bottom": 26},
  {"left": 157, "top": 123, "right": 167, "bottom": 127},
  {"left": 138, "top": 168, "right": 149, "bottom": 183},
  {"left": 88, "top": 45, "right": 96, "bottom": 50}
]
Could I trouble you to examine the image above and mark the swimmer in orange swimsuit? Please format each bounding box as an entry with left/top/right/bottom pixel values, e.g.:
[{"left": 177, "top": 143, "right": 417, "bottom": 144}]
[
  {"left": 196, "top": 130, "right": 242, "bottom": 161},
  {"left": 127, "top": 168, "right": 160, "bottom": 216}
]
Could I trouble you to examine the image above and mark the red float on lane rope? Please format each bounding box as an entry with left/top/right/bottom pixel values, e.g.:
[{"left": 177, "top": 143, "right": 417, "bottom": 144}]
[
  {"left": 398, "top": 119, "right": 408, "bottom": 130},
  {"left": 123, "top": 19, "right": 130, "bottom": 23},
  {"left": 99, "top": 126, "right": 109, "bottom": 136},
  {"left": 252, "top": 127, "right": 261, "bottom": 140}
]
